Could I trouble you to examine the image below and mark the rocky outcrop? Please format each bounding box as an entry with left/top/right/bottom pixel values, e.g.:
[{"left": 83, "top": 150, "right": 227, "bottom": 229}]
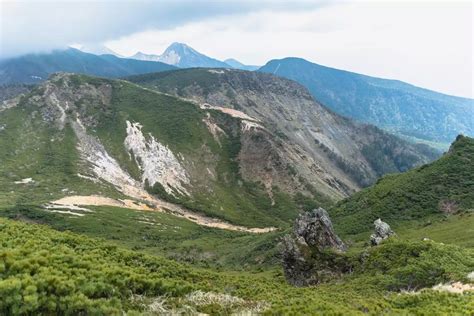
[
  {"left": 281, "top": 208, "right": 348, "bottom": 286},
  {"left": 280, "top": 234, "right": 316, "bottom": 287},
  {"left": 370, "top": 218, "right": 395, "bottom": 246},
  {"left": 293, "top": 208, "right": 347, "bottom": 252},
  {"left": 124, "top": 121, "right": 190, "bottom": 196}
]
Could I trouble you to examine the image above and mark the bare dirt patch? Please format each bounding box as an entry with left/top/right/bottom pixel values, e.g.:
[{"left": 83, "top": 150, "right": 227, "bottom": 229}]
[{"left": 50, "top": 195, "right": 277, "bottom": 233}]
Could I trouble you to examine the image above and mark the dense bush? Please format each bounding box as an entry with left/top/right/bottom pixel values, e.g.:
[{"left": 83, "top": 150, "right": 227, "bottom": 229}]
[
  {"left": 1, "top": 218, "right": 473, "bottom": 315},
  {"left": 359, "top": 239, "right": 474, "bottom": 291},
  {"left": 0, "top": 219, "right": 199, "bottom": 314}
]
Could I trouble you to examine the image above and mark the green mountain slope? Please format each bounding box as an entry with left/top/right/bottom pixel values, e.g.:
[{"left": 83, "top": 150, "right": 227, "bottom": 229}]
[
  {"left": 331, "top": 135, "right": 474, "bottom": 236},
  {"left": 0, "top": 48, "right": 176, "bottom": 85},
  {"left": 1, "top": 217, "right": 472, "bottom": 314},
  {"left": 0, "top": 72, "right": 345, "bottom": 230},
  {"left": 259, "top": 58, "right": 474, "bottom": 147}
]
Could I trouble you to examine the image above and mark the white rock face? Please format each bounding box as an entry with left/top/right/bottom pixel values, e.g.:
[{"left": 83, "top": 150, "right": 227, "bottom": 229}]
[
  {"left": 200, "top": 103, "right": 260, "bottom": 122},
  {"left": 73, "top": 117, "right": 149, "bottom": 200},
  {"left": 124, "top": 121, "right": 190, "bottom": 196},
  {"left": 241, "top": 120, "right": 263, "bottom": 132}
]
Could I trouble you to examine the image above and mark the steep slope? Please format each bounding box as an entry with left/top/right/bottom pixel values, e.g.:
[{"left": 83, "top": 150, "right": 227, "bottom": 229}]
[
  {"left": 130, "top": 43, "right": 230, "bottom": 68},
  {"left": 259, "top": 58, "right": 474, "bottom": 147},
  {"left": 128, "top": 68, "right": 439, "bottom": 193},
  {"left": 331, "top": 135, "right": 474, "bottom": 236},
  {"left": 224, "top": 58, "right": 259, "bottom": 71},
  {"left": 0, "top": 48, "right": 176, "bottom": 85},
  {"left": 0, "top": 72, "right": 348, "bottom": 229}
]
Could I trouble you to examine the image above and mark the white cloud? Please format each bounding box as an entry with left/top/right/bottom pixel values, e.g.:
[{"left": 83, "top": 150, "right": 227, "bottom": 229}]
[
  {"left": 108, "top": 1, "right": 473, "bottom": 98},
  {"left": 0, "top": 0, "right": 326, "bottom": 57}
]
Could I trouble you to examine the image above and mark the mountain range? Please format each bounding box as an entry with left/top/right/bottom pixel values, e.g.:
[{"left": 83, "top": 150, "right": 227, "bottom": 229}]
[
  {"left": 259, "top": 58, "right": 474, "bottom": 148},
  {"left": 0, "top": 48, "right": 175, "bottom": 85},
  {"left": 1, "top": 42, "right": 472, "bottom": 149},
  {"left": 129, "top": 43, "right": 259, "bottom": 70}
]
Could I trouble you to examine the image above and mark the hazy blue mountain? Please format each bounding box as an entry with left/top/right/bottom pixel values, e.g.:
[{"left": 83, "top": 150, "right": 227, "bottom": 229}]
[
  {"left": 130, "top": 42, "right": 231, "bottom": 68},
  {"left": 130, "top": 51, "right": 161, "bottom": 62},
  {"left": 77, "top": 44, "right": 123, "bottom": 57},
  {"left": 224, "top": 58, "right": 259, "bottom": 71},
  {"left": 0, "top": 48, "right": 176, "bottom": 85},
  {"left": 259, "top": 58, "right": 474, "bottom": 148}
]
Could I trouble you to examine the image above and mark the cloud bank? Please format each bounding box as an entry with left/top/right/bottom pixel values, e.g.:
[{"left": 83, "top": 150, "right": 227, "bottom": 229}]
[{"left": 0, "top": 0, "right": 324, "bottom": 57}]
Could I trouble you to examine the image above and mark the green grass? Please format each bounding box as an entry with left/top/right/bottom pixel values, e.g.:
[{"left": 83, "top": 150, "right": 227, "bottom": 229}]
[
  {"left": 0, "top": 205, "right": 285, "bottom": 270},
  {"left": 1, "top": 217, "right": 473, "bottom": 315},
  {"left": 330, "top": 135, "right": 474, "bottom": 236},
  {"left": 398, "top": 212, "right": 474, "bottom": 248},
  {"left": 0, "top": 96, "right": 120, "bottom": 209}
]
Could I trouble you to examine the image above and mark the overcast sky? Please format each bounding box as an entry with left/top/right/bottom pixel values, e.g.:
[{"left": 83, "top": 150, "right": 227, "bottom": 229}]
[{"left": 1, "top": 0, "right": 473, "bottom": 98}]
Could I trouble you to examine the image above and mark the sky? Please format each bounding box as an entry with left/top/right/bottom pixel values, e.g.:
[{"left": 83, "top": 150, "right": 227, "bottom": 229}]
[{"left": 1, "top": 0, "right": 473, "bottom": 98}]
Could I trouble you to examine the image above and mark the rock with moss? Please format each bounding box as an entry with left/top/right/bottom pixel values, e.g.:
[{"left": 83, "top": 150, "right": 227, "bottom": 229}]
[
  {"left": 370, "top": 218, "right": 395, "bottom": 246},
  {"left": 281, "top": 208, "right": 349, "bottom": 286}
]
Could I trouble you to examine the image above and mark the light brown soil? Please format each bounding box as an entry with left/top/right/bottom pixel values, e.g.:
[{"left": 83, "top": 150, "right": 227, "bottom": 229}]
[{"left": 51, "top": 195, "right": 277, "bottom": 234}]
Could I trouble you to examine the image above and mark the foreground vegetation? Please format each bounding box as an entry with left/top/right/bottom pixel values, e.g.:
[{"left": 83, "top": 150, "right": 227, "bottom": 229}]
[{"left": 1, "top": 217, "right": 472, "bottom": 314}]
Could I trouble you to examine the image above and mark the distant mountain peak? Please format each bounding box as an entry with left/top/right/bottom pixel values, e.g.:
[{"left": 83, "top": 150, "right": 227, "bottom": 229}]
[
  {"left": 166, "top": 42, "right": 195, "bottom": 52},
  {"left": 130, "top": 51, "right": 161, "bottom": 62},
  {"left": 76, "top": 43, "right": 122, "bottom": 57},
  {"left": 130, "top": 42, "right": 230, "bottom": 69}
]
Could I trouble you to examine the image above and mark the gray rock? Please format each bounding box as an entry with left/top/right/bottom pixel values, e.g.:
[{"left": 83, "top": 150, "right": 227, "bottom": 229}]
[
  {"left": 280, "top": 235, "right": 315, "bottom": 287},
  {"left": 281, "top": 208, "right": 348, "bottom": 286},
  {"left": 370, "top": 218, "right": 395, "bottom": 246},
  {"left": 293, "top": 207, "right": 346, "bottom": 252}
]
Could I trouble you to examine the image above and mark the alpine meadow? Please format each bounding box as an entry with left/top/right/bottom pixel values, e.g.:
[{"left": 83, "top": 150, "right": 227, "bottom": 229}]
[{"left": 0, "top": 1, "right": 473, "bottom": 315}]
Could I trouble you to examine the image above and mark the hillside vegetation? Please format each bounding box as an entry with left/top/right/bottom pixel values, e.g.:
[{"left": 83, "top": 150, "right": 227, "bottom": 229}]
[
  {"left": 1, "top": 217, "right": 473, "bottom": 315},
  {"left": 0, "top": 73, "right": 335, "bottom": 231},
  {"left": 331, "top": 135, "right": 474, "bottom": 237}
]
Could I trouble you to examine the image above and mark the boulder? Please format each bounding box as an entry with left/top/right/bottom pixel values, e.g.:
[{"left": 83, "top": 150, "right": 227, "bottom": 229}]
[
  {"left": 370, "top": 218, "right": 395, "bottom": 246},
  {"left": 293, "top": 208, "right": 346, "bottom": 252},
  {"left": 281, "top": 208, "right": 348, "bottom": 286}
]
